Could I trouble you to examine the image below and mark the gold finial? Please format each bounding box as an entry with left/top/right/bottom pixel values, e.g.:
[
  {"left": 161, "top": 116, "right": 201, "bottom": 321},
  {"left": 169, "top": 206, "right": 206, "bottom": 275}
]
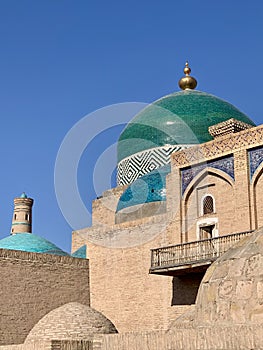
[
  {"left": 178, "top": 61, "right": 197, "bottom": 90},
  {"left": 184, "top": 61, "right": 191, "bottom": 75}
]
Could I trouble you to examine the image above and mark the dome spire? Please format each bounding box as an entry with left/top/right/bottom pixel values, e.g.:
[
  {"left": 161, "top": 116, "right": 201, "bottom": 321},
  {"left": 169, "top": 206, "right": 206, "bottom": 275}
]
[{"left": 178, "top": 61, "right": 197, "bottom": 90}]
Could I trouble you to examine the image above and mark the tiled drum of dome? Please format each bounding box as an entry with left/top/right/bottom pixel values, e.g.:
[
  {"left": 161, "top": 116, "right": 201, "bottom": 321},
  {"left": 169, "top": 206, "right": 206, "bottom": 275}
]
[
  {"left": 117, "top": 145, "right": 185, "bottom": 186},
  {"left": 117, "top": 165, "right": 170, "bottom": 212}
]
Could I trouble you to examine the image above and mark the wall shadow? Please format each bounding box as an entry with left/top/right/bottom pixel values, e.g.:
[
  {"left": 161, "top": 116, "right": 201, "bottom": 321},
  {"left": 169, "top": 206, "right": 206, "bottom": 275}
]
[{"left": 171, "top": 272, "right": 204, "bottom": 305}]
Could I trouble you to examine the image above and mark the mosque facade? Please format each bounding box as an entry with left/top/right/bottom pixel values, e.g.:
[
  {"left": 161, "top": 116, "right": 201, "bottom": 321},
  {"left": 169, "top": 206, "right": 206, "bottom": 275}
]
[{"left": 1, "top": 63, "right": 263, "bottom": 349}]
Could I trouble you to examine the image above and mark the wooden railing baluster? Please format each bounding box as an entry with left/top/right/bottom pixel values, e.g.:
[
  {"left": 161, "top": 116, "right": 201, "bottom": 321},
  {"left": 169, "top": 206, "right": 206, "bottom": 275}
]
[{"left": 150, "top": 231, "right": 254, "bottom": 272}]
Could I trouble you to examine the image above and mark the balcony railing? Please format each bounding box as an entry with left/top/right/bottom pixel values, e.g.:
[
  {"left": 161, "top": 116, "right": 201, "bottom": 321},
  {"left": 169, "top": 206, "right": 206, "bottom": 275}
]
[{"left": 150, "top": 230, "right": 254, "bottom": 274}]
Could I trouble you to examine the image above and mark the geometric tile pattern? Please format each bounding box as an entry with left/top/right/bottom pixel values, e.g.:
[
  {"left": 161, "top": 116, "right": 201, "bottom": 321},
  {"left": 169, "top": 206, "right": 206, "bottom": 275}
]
[
  {"left": 181, "top": 155, "right": 235, "bottom": 195},
  {"left": 117, "top": 145, "right": 190, "bottom": 186},
  {"left": 172, "top": 125, "right": 259, "bottom": 168},
  {"left": 248, "top": 146, "right": 263, "bottom": 180}
]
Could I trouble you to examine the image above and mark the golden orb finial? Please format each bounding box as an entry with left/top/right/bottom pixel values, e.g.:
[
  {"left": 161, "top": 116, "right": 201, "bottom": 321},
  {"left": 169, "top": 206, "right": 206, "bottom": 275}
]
[{"left": 178, "top": 61, "right": 197, "bottom": 90}]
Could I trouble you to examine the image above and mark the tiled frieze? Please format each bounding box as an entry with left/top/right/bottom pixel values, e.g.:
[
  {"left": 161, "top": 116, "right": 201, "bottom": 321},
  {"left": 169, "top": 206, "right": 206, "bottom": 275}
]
[
  {"left": 173, "top": 125, "right": 263, "bottom": 168},
  {"left": 181, "top": 155, "right": 234, "bottom": 195},
  {"left": 248, "top": 146, "right": 263, "bottom": 180},
  {"left": 117, "top": 145, "right": 190, "bottom": 186}
]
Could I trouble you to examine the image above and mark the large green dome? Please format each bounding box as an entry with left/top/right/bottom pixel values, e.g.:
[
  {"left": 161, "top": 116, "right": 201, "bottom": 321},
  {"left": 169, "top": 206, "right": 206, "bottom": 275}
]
[{"left": 117, "top": 90, "right": 255, "bottom": 163}]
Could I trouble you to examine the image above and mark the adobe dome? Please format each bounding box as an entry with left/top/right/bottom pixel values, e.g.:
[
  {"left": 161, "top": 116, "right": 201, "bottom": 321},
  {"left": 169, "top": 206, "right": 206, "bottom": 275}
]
[
  {"left": 195, "top": 228, "right": 263, "bottom": 325},
  {"left": 25, "top": 302, "right": 117, "bottom": 342},
  {"left": 0, "top": 233, "right": 69, "bottom": 256}
]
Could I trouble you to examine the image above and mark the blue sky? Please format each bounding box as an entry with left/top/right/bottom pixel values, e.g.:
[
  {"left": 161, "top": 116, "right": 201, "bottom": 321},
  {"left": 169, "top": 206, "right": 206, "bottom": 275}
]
[{"left": 0, "top": 0, "right": 262, "bottom": 252}]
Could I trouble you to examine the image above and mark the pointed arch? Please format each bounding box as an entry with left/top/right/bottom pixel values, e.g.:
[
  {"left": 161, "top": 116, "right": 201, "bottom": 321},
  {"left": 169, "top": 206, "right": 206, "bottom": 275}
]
[
  {"left": 251, "top": 163, "right": 263, "bottom": 229},
  {"left": 251, "top": 162, "right": 263, "bottom": 187},
  {"left": 181, "top": 167, "right": 234, "bottom": 242},
  {"left": 183, "top": 167, "right": 234, "bottom": 204}
]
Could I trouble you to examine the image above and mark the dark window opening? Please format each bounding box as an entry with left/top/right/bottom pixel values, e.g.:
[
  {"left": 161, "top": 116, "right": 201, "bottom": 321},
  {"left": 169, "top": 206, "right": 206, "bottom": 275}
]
[
  {"left": 203, "top": 195, "right": 214, "bottom": 215},
  {"left": 200, "top": 225, "right": 215, "bottom": 240}
]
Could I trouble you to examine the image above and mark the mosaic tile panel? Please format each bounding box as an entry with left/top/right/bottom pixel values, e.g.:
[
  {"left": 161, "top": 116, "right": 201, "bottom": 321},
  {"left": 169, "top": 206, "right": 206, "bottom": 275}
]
[
  {"left": 117, "top": 165, "right": 171, "bottom": 212},
  {"left": 249, "top": 146, "right": 263, "bottom": 180},
  {"left": 117, "top": 145, "right": 190, "bottom": 186},
  {"left": 181, "top": 155, "right": 234, "bottom": 195}
]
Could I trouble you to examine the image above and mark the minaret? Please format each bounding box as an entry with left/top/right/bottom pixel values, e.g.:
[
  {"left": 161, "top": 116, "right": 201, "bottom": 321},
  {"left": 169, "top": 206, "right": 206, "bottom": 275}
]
[
  {"left": 11, "top": 193, "right": 34, "bottom": 234},
  {"left": 178, "top": 61, "right": 198, "bottom": 90}
]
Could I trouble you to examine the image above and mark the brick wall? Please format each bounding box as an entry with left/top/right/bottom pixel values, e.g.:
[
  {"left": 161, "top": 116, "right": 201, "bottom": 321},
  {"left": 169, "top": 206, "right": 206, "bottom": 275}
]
[
  {"left": 71, "top": 124, "right": 263, "bottom": 334},
  {"left": 51, "top": 340, "right": 93, "bottom": 350},
  {"left": 1, "top": 325, "right": 263, "bottom": 350},
  {"left": 73, "top": 221, "right": 177, "bottom": 333},
  {"left": 0, "top": 342, "right": 50, "bottom": 350},
  {"left": 0, "top": 346, "right": 25, "bottom": 350},
  {"left": 0, "top": 340, "right": 93, "bottom": 350},
  {"left": 92, "top": 186, "right": 127, "bottom": 226},
  {"left": 0, "top": 249, "right": 89, "bottom": 345},
  {"left": 99, "top": 325, "right": 263, "bottom": 350}
]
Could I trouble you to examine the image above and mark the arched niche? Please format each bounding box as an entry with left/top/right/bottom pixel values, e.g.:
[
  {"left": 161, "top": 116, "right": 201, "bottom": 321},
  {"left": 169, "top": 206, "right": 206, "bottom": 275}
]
[
  {"left": 252, "top": 164, "right": 263, "bottom": 229},
  {"left": 182, "top": 168, "right": 234, "bottom": 242}
]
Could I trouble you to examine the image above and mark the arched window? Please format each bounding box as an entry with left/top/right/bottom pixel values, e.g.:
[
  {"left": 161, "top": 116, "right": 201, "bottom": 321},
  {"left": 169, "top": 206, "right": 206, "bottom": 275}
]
[{"left": 203, "top": 195, "right": 214, "bottom": 215}]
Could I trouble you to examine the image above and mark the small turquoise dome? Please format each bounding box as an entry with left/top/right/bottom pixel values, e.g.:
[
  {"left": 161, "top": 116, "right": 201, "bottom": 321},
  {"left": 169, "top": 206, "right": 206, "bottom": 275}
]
[
  {"left": 116, "top": 165, "right": 170, "bottom": 212},
  {"left": 0, "top": 233, "right": 69, "bottom": 256},
  {"left": 72, "top": 245, "right": 87, "bottom": 259},
  {"left": 20, "top": 192, "right": 28, "bottom": 198},
  {"left": 117, "top": 90, "right": 255, "bottom": 163}
]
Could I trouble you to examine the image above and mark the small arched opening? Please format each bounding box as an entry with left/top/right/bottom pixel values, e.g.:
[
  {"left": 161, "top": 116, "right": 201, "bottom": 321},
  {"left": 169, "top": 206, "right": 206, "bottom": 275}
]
[{"left": 203, "top": 195, "right": 214, "bottom": 215}]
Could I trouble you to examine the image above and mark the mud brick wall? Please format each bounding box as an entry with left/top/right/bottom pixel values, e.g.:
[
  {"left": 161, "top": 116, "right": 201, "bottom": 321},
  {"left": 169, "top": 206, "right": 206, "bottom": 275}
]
[{"left": 0, "top": 249, "right": 89, "bottom": 346}]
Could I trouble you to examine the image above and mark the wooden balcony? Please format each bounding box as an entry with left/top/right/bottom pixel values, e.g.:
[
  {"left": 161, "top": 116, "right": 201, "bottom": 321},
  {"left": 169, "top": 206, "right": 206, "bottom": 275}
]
[{"left": 150, "top": 230, "right": 254, "bottom": 276}]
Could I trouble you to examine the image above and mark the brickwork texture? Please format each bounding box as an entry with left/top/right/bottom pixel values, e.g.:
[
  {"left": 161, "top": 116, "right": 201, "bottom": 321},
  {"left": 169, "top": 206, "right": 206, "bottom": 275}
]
[
  {"left": 72, "top": 124, "right": 263, "bottom": 334},
  {"left": 0, "top": 249, "right": 89, "bottom": 345}
]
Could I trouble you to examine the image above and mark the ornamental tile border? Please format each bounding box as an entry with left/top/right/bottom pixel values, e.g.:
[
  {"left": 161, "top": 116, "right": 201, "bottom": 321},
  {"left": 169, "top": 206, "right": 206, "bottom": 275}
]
[
  {"left": 117, "top": 144, "right": 191, "bottom": 186},
  {"left": 181, "top": 155, "right": 234, "bottom": 195},
  {"left": 172, "top": 125, "right": 263, "bottom": 168},
  {"left": 248, "top": 146, "right": 263, "bottom": 180}
]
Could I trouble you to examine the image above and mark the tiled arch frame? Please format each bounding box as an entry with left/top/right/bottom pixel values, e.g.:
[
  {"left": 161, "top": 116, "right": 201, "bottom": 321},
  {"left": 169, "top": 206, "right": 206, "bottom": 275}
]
[{"left": 182, "top": 167, "right": 235, "bottom": 242}]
